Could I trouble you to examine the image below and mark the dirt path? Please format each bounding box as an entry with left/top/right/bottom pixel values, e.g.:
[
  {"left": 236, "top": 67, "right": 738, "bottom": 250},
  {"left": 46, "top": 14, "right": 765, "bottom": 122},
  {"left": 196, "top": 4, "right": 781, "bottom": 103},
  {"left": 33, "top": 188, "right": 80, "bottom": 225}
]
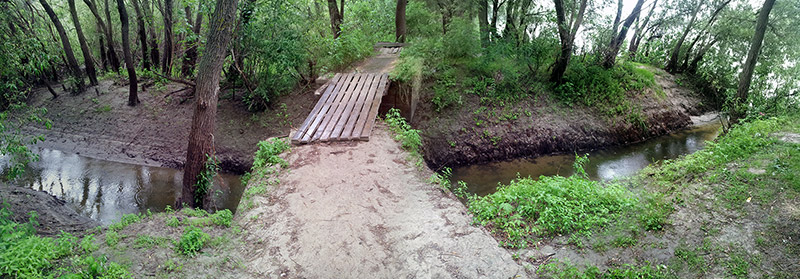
[{"left": 235, "top": 124, "right": 527, "bottom": 278}]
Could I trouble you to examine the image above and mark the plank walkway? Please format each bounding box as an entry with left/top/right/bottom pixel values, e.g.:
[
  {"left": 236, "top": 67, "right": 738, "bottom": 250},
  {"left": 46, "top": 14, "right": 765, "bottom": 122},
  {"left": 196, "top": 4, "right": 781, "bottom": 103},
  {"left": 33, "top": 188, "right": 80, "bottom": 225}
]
[{"left": 292, "top": 73, "right": 390, "bottom": 144}]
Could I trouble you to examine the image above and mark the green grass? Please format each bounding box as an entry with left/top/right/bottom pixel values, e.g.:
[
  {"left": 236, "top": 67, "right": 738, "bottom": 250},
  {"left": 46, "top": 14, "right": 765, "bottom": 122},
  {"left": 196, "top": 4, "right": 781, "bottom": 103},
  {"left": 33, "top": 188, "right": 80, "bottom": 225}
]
[
  {"left": 468, "top": 155, "right": 636, "bottom": 248},
  {"left": 385, "top": 108, "right": 423, "bottom": 167},
  {"left": 176, "top": 226, "right": 210, "bottom": 257},
  {"left": 538, "top": 260, "right": 667, "bottom": 279}
]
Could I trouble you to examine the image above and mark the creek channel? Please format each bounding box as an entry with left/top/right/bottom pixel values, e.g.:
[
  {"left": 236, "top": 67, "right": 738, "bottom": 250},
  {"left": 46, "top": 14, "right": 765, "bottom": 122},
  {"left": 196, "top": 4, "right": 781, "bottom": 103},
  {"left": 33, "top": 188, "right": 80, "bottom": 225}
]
[
  {"left": 451, "top": 122, "right": 722, "bottom": 196},
  {"left": 0, "top": 148, "right": 243, "bottom": 225}
]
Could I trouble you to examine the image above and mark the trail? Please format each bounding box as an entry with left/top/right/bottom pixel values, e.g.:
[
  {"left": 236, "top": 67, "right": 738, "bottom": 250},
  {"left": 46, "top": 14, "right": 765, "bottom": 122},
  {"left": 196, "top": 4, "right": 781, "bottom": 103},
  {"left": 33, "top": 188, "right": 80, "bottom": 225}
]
[{"left": 236, "top": 124, "right": 526, "bottom": 278}]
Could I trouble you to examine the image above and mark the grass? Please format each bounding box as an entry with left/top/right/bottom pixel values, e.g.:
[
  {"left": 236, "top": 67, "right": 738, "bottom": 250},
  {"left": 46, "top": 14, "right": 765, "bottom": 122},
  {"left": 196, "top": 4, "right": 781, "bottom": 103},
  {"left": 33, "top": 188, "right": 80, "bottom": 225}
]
[
  {"left": 176, "top": 226, "right": 210, "bottom": 257},
  {"left": 384, "top": 108, "right": 424, "bottom": 167},
  {"left": 239, "top": 138, "right": 290, "bottom": 210}
]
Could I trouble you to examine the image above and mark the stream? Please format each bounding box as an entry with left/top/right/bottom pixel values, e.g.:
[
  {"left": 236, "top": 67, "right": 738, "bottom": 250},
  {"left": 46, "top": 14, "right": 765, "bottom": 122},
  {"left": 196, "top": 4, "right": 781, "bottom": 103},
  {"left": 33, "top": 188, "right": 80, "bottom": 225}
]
[
  {"left": 451, "top": 123, "right": 722, "bottom": 196},
  {"left": 0, "top": 148, "right": 243, "bottom": 225}
]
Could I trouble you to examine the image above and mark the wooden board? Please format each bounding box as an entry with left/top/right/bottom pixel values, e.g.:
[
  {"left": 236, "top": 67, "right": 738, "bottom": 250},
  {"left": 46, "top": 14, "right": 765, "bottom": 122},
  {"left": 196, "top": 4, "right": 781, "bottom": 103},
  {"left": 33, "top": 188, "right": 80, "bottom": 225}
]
[{"left": 292, "top": 73, "right": 390, "bottom": 144}]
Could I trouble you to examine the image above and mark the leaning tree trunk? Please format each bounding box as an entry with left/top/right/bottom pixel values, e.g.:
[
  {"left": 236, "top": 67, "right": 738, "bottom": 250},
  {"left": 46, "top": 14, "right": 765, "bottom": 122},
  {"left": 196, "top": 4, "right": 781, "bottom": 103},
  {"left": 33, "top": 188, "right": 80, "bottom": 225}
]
[
  {"left": 39, "top": 0, "right": 85, "bottom": 92},
  {"left": 602, "top": 0, "right": 645, "bottom": 69},
  {"left": 395, "top": 0, "right": 407, "bottom": 43},
  {"left": 731, "top": 0, "right": 776, "bottom": 124},
  {"left": 162, "top": 0, "right": 174, "bottom": 74},
  {"left": 629, "top": 0, "right": 658, "bottom": 58},
  {"left": 688, "top": 38, "right": 717, "bottom": 74},
  {"left": 104, "top": 0, "right": 121, "bottom": 71},
  {"left": 327, "top": 0, "right": 343, "bottom": 38},
  {"left": 82, "top": 0, "right": 114, "bottom": 71},
  {"left": 131, "top": 0, "right": 150, "bottom": 70},
  {"left": 666, "top": 1, "right": 701, "bottom": 73},
  {"left": 179, "top": 0, "right": 239, "bottom": 209},
  {"left": 117, "top": 0, "right": 139, "bottom": 106},
  {"left": 68, "top": 0, "right": 98, "bottom": 85}
]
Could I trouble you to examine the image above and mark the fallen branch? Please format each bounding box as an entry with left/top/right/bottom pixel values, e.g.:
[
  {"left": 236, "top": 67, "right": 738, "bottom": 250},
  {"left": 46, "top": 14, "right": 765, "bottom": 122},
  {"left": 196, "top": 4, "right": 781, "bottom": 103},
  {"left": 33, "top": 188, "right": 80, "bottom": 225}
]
[{"left": 153, "top": 72, "right": 196, "bottom": 87}]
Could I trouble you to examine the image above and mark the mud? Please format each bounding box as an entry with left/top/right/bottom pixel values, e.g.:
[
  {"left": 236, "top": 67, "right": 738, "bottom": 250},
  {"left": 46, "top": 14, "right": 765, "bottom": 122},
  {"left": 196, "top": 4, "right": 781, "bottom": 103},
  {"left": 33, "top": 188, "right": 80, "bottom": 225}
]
[
  {"left": 235, "top": 124, "right": 528, "bottom": 278},
  {"left": 22, "top": 78, "right": 318, "bottom": 174},
  {"left": 0, "top": 184, "right": 99, "bottom": 236},
  {"left": 417, "top": 67, "right": 707, "bottom": 170}
]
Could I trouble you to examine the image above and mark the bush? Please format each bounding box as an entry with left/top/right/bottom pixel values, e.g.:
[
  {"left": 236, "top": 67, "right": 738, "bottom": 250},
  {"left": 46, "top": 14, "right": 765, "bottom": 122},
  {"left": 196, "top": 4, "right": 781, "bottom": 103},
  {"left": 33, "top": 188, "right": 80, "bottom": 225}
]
[
  {"left": 176, "top": 227, "right": 210, "bottom": 257},
  {"left": 442, "top": 17, "right": 479, "bottom": 60}
]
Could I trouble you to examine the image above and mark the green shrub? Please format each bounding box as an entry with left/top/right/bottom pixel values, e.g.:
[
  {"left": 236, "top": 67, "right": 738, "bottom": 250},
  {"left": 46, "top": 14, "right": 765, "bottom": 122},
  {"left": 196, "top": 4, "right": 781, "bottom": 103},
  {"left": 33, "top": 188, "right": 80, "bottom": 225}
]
[
  {"left": 442, "top": 17, "right": 478, "bottom": 60},
  {"left": 385, "top": 108, "right": 422, "bottom": 154},
  {"left": 431, "top": 68, "right": 461, "bottom": 111},
  {"left": 210, "top": 209, "right": 233, "bottom": 227},
  {"left": 176, "top": 227, "right": 210, "bottom": 257},
  {"left": 468, "top": 155, "right": 635, "bottom": 248}
]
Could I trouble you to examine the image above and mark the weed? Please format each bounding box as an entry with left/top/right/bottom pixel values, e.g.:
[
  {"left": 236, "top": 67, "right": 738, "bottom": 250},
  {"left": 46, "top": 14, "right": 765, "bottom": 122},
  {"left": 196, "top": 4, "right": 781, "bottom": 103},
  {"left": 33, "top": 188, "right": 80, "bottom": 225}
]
[
  {"left": 105, "top": 230, "right": 120, "bottom": 247},
  {"left": 612, "top": 235, "right": 638, "bottom": 248},
  {"left": 385, "top": 108, "right": 423, "bottom": 166},
  {"left": 176, "top": 227, "right": 210, "bottom": 257},
  {"left": 726, "top": 254, "right": 750, "bottom": 278},
  {"left": 166, "top": 216, "right": 181, "bottom": 227},
  {"left": 133, "top": 235, "right": 168, "bottom": 250},
  {"left": 108, "top": 213, "right": 142, "bottom": 231},
  {"left": 195, "top": 155, "right": 220, "bottom": 206}
]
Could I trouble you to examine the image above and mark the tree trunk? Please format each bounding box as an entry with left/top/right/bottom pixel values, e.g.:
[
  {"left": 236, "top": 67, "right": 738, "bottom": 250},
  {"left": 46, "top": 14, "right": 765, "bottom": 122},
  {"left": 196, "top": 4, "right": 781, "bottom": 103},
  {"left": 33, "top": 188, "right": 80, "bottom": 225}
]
[
  {"left": 679, "top": 0, "right": 730, "bottom": 72},
  {"left": 395, "top": 0, "right": 407, "bottom": 43},
  {"left": 83, "top": 0, "right": 113, "bottom": 71},
  {"left": 327, "top": 0, "right": 343, "bottom": 38},
  {"left": 610, "top": 0, "right": 623, "bottom": 40},
  {"left": 731, "top": 0, "right": 776, "bottom": 124},
  {"left": 490, "top": 0, "right": 500, "bottom": 38},
  {"left": 179, "top": 0, "right": 239, "bottom": 209},
  {"left": 666, "top": 0, "right": 701, "bottom": 73},
  {"left": 142, "top": 0, "right": 160, "bottom": 66},
  {"left": 131, "top": 0, "right": 150, "bottom": 70},
  {"left": 68, "top": 0, "right": 98, "bottom": 86},
  {"left": 629, "top": 0, "right": 658, "bottom": 58},
  {"left": 104, "top": 0, "right": 122, "bottom": 71},
  {"left": 162, "top": 0, "right": 174, "bottom": 74},
  {"left": 181, "top": 2, "right": 203, "bottom": 77},
  {"left": 550, "top": 0, "right": 587, "bottom": 83},
  {"left": 688, "top": 38, "right": 717, "bottom": 74},
  {"left": 602, "top": 0, "right": 644, "bottom": 69},
  {"left": 503, "top": 0, "right": 517, "bottom": 39},
  {"left": 117, "top": 0, "right": 139, "bottom": 106},
  {"left": 39, "top": 0, "right": 85, "bottom": 92},
  {"left": 99, "top": 35, "right": 108, "bottom": 71},
  {"left": 479, "top": 0, "right": 489, "bottom": 47}
]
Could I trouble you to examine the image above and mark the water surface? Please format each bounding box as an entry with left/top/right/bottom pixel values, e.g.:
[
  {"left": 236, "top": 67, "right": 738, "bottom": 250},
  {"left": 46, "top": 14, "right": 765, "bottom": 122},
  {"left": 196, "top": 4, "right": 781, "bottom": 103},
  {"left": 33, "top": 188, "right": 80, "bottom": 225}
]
[
  {"left": 451, "top": 123, "right": 721, "bottom": 196},
  {"left": 1, "top": 149, "right": 243, "bottom": 224}
]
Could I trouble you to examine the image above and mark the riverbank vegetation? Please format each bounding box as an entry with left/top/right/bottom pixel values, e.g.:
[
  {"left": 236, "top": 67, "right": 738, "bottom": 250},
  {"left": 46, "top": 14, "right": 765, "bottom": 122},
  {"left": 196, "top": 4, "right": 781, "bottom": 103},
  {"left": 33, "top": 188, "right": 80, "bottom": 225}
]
[{"left": 464, "top": 115, "right": 799, "bottom": 277}]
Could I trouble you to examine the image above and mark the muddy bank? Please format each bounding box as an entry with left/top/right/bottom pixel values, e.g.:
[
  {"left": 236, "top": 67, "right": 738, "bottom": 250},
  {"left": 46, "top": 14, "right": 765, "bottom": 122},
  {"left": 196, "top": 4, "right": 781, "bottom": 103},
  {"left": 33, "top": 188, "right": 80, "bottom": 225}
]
[
  {"left": 22, "top": 78, "right": 319, "bottom": 174},
  {"left": 416, "top": 67, "right": 709, "bottom": 170},
  {"left": 0, "top": 185, "right": 99, "bottom": 236}
]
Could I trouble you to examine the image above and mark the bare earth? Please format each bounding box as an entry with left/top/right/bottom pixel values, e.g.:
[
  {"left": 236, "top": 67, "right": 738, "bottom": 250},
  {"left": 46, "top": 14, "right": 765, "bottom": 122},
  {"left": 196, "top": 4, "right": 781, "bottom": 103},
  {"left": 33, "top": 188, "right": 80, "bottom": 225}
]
[{"left": 235, "top": 124, "right": 527, "bottom": 278}]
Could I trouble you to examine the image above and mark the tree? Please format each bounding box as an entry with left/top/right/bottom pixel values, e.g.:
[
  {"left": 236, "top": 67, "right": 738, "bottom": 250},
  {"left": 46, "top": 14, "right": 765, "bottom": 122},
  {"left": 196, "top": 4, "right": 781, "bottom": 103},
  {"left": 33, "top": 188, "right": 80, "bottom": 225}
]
[
  {"left": 628, "top": 0, "right": 658, "bottom": 58},
  {"left": 478, "top": 0, "right": 489, "bottom": 47},
  {"left": 68, "top": 0, "right": 98, "bottom": 85},
  {"left": 550, "top": 0, "right": 588, "bottom": 83},
  {"left": 104, "top": 0, "right": 122, "bottom": 71},
  {"left": 666, "top": 0, "right": 702, "bottom": 73},
  {"left": 131, "top": 0, "right": 150, "bottom": 70},
  {"left": 181, "top": 2, "right": 203, "bottom": 77},
  {"left": 327, "top": 0, "right": 344, "bottom": 38},
  {"left": 395, "top": 0, "right": 407, "bottom": 43},
  {"left": 602, "top": 0, "right": 645, "bottom": 68},
  {"left": 179, "top": 0, "right": 239, "bottom": 209},
  {"left": 39, "top": 0, "right": 85, "bottom": 92},
  {"left": 82, "top": 0, "right": 119, "bottom": 71},
  {"left": 731, "top": 0, "right": 776, "bottom": 124},
  {"left": 679, "top": 0, "right": 731, "bottom": 72},
  {"left": 117, "top": 0, "right": 139, "bottom": 106},
  {"left": 142, "top": 0, "right": 159, "bottom": 66},
  {"left": 162, "top": 0, "right": 175, "bottom": 74}
]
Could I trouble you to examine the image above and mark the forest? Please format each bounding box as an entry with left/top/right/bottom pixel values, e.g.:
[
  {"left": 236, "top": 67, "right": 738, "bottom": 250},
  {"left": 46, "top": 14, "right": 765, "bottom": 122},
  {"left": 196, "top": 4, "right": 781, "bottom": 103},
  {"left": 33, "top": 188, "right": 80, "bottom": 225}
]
[{"left": 0, "top": 0, "right": 799, "bottom": 277}]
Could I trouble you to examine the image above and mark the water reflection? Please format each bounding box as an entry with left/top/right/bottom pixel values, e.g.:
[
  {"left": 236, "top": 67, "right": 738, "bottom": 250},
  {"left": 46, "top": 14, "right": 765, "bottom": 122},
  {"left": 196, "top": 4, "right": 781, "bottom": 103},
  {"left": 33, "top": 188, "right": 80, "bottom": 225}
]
[
  {"left": 0, "top": 149, "right": 243, "bottom": 224},
  {"left": 451, "top": 124, "right": 721, "bottom": 196}
]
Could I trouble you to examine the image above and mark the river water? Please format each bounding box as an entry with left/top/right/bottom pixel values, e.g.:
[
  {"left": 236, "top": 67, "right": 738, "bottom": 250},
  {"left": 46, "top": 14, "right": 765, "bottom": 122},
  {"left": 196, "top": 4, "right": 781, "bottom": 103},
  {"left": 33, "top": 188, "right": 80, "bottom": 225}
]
[
  {"left": 451, "top": 123, "right": 722, "bottom": 196},
  {"left": 0, "top": 149, "right": 243, "bottom": 224}
]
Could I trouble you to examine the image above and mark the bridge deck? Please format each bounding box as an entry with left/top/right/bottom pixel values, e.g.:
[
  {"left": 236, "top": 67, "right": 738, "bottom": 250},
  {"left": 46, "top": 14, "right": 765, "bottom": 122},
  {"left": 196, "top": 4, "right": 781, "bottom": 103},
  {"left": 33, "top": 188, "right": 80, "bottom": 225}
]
[{"left": 292, "top": 73, "right": 390, "bottom": 144}]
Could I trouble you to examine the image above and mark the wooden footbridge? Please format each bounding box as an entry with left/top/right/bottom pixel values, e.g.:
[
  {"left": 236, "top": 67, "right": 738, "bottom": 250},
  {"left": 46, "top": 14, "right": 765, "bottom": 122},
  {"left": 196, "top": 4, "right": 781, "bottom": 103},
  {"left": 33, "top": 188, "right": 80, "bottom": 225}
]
[
  {"left": 291, "top": 42, "right": 406, "bottom": 144},
  {"left": 291, "top": 73, "right": 390, "bottom": 144}
]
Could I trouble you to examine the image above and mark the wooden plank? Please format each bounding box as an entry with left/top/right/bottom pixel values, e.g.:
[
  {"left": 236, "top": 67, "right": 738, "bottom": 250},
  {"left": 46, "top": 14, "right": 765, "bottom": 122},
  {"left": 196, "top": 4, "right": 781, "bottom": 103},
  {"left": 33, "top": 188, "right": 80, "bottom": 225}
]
[
  {"left": 321, "top": 73, "right": 344, "bottom": 97},
  {"left": 337, "top": 74, "right": 377, "bottom": 139},
  {"left": 322, "top": 73, "right": 369, "bottom": 141},
  {"left": 293, "top": 74, "right": 344, "bottom": 143},
  {"left": 301, "top": 73, "right": 353, "bottom": 143},
  {"left": 313, "top": 74, "right": 363, "bottom": 141},
  {"left": 347, "top": 74, "right": 383, "bottom": 140},
  {"left": 314, "top": 73, "right": 341, "bottom": 96},
  {"left": 360, "top": 74, "right": 390, "bottom": 140}
]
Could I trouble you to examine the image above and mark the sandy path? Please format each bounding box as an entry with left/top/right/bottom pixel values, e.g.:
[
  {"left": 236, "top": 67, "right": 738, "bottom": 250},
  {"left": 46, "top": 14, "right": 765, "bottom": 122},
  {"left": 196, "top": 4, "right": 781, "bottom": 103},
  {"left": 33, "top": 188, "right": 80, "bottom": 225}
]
[{"left": 236, "top": 124, "right": 526, "bottom": 278}]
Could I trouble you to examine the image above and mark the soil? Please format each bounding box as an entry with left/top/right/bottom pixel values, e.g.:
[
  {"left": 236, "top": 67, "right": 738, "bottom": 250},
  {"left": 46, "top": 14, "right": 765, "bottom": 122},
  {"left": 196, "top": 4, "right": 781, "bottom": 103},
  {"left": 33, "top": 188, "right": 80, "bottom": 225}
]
[
  {"left": 416, "top": 66, "right": 708, "bottom": 170},
  {"left": 22, "top": 77, "right": 321, "bottom": 174},
  {"left": 0, "top": 184, "right": 99, "bottom": 236},
  {"left": 234, "top": 124, "right": 528, "bottom": 278}
]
